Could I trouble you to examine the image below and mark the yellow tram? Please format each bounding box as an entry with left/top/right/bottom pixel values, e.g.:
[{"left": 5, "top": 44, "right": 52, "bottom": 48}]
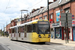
[{"left": 9, "top": 20, "right": 51, "bottom": 43}]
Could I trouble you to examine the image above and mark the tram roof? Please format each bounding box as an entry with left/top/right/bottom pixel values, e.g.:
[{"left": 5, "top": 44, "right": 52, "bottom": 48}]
[
  {"left": 10, "top": 20, "right": 38, "bottom": 29},
  {"left": 10, "top": 19, "right": 48, "bottom": 29}
]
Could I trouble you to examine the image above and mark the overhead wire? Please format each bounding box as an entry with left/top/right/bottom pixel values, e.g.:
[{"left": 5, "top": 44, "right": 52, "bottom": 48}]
[
  {"left": 26, "top": 0, "right": 43, "bottom": 10},
  {"left": 4, "top": 0, "right": 10, "bottom": 12},
  {"left": 4, "top": 0, "right": 43, "bottom": 12}
]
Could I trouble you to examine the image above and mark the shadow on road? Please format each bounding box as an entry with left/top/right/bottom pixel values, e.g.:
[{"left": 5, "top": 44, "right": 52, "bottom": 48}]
[
  {"left": 11, "top": 40, "right": 63, "bottom": 45},
  {"left": 50, "top": 42, "right": 63, "bottom": 45}
]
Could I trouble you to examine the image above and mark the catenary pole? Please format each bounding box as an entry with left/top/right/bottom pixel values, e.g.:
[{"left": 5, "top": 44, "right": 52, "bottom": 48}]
[{"left": 47, "top": 0, "right": 51, "bottom": 34}]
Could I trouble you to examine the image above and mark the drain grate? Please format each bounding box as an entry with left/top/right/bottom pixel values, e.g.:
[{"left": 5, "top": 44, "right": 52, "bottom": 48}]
[{"left": 0, "top": 45, "right": 5, "bottom": 50}]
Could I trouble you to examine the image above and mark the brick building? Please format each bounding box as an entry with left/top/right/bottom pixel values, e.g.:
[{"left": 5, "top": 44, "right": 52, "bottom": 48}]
[
  {"left": 6, "top": 23, "right": 11, "bottom": 33},
  {"left": 6, "top": 19, "right": 17, "bottom": 33},
  {"left": 23, "top": 0, "right": 75, "bottom": 41}
]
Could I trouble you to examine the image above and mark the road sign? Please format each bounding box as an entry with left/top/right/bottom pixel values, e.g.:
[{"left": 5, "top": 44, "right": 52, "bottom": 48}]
[
  {"left": 61, "top": 13, "right": 72, "bottom": 27},
  {"left": 61, "top": 13, "right": 66, "bottom": 21},
  {"left": 61, "top": 13, "right": 66, "bottom": 26}
]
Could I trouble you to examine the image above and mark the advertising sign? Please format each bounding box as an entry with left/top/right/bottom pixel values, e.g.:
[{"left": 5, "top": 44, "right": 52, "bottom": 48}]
[
  {"left": 56, "top": 10, "right": 60, "bottom": 25},
  {"left": 56, "top": 10, "right": 60, "bottom": 22}
]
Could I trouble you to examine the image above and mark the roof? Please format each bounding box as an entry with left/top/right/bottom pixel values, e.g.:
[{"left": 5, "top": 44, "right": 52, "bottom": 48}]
[
  {"left": 27, "top": 0, "right": 70, "bottom": 18},
  {"left": 49, "top": 0, "right": 70, "bottom": 9}
]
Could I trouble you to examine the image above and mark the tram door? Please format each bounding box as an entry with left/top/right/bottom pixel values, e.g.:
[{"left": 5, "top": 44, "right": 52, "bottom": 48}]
[
  {"left": 24, "top": 25, "right": 27, "bottom": 37},
  {"left": 73, "top": 27, "right": 75, "bottom": 41}
]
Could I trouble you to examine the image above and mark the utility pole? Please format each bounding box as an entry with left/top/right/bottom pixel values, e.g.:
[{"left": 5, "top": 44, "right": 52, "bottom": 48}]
[
  {"left": 47, "top": 0, "right": 51, "bottom": 35},
  {"left": 47, "top": 0, "right": 49, "bottom": 21},
  {"left": 66, "top": 14, "right": 69, "bottom": 43}
]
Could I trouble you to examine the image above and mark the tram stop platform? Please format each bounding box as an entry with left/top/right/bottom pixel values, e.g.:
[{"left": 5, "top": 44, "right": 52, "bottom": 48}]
[{"left": 51, "top": 39, "right": 75, "bottom": 47}]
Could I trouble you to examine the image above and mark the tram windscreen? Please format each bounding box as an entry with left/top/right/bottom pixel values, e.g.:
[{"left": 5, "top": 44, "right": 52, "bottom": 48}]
[{"left": 38, "top": 21, "right": 50, "bottom": 34}]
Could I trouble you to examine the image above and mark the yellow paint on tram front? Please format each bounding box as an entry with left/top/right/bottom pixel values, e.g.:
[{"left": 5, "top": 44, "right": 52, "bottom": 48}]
[{"left": 31, "top": 32, "right": 50, "bottom": 43}]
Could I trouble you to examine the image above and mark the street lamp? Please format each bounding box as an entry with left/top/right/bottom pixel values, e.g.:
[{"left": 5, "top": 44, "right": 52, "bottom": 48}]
[{"left": 20, "top": 10, "right": 28, "bottom": 24}]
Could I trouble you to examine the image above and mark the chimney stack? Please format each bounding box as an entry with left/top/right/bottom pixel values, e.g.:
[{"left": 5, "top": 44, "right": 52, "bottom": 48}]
[
  {"left": 40, "top": 7, "right": 44, "bottom": 8},
  {"left": 32, "top": 9, "right": 36, "bottom": 13},
  {"left": 54, "top": 0, "right": 57, "bottom": 2}
]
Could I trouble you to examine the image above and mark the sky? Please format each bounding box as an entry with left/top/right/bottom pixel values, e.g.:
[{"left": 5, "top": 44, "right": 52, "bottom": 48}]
[{"left": 0, "top": 0, "right": 53, "bottom": 30}]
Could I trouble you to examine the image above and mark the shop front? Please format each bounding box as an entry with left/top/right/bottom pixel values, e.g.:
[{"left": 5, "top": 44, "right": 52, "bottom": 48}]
[
  {"left": 72, "top": 20, "right": 75, "bottom": 41},
  {"left": 52, "top": 23, "right": 64, "bottom": 40},
  {"left": 73, "top": 27, "right": 75, "bottom": 41}
]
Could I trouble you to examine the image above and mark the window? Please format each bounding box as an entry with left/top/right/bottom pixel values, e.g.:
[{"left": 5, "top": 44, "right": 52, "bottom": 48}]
[
  {"left": 39, "top": 17, "right": 42, "bottom": 19},
  {"left": 20, "top": 26, "right": 24, "bottom": 33},
  {"left": 33, "top": 24, "right": 38, "bottom": 32},
  {"left": 12, "top": 28, "right": 14, "bottom": 33},
  {"left": 14, "top": 27, "right": 18, "bottom": 33},
  {"left": 18, "top": 19, "right": 21, "bottom": 22},
  {"left": 50, "top": 14, "right": 53, "bottom": 19},
  {"left": 36, "top": 18, "right": 38, "bottom": 20},
  {"left": 44, "top": 15, "right": 47, "bottom": 20},
  {"left": 50, "top": 14, "right": 54, "bottom": 23},
  {"left": 27, "top": 25, "right": 32, "bottom": 32},
  {"left": 65, "top": 8, "right": 70, "bottom": 13}
]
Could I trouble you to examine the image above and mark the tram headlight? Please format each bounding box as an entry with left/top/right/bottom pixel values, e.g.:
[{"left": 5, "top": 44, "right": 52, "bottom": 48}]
[
  {"left": 48, "top": 35, "right": 50, "bottom": 38},
  {"left": 39, "top": 35, "right": 41, "bottom": 38}
]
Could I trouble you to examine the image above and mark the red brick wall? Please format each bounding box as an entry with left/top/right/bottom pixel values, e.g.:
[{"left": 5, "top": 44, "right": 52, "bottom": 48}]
[
  {"left": 35, "top": 15, "right": 39, "bottom": 19},
  {"left": 6, "top": 23, "right": 11, "bottom": 33},
  {"left": 43, "top": 12, "right": 47, "bottom": 19},
  {"left": 38, "top": 14, "right": 43, "bottom": 19},
  {"left": 32, "top": 17, "right": 35, "bottom": 21},
  {"left": 71, "top": 2, "right": 75, "bottom": 17},
  {"left": 54, "top": 8, "right": 60, "bottom": 23}
]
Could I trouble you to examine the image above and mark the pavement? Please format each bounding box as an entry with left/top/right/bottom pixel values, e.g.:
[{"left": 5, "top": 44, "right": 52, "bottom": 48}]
[
  {"left": 0, "top": 36, "right": 75, "bottom": 50},
  {"left": 51, "top": 38, "right": 75, "bottom": 47}
]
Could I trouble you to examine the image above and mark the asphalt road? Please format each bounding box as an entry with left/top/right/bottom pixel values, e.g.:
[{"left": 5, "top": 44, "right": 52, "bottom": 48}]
[{"left": 0, "top": 37, "right": 75, "bottom": 50}]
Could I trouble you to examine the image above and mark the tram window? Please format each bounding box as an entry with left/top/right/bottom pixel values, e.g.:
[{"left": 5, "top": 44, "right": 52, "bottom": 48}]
[
  {"left": 27, "top": 25, "right": 32, "bottom": 32},
  {"left": 14, "top": 27, "right": 18, "bottom": 33},
  {"left": 20, "top": 26, "right": 24, "bottom": 33},
  {"left": 12, "top": 29, "right": 14, "bottom": 33},
  {"left": 18, "top": 27, "right": 21, "bottom": 33},
  {"left": 33, "top": 24, "right": 37, "bottom": 32}
]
